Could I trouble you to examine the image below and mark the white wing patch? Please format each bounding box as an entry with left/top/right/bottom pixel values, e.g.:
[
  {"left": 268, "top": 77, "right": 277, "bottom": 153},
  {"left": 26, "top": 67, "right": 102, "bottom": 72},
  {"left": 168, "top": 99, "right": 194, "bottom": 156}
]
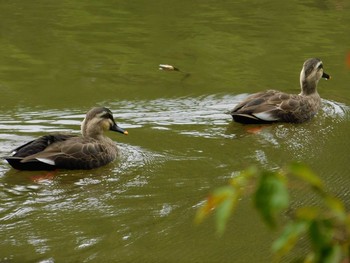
[
  {"left": 253, "top": 112, "right": 279, "bottom": 121},
  {"left": 36, "top": 158, "right": 56, "bottom": 166}
]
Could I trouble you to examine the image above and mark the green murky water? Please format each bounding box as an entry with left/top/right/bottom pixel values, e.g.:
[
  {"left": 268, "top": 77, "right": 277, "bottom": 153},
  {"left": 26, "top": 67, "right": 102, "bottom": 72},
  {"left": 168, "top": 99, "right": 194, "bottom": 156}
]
[{"left": 1, "top": 0, "right": 350, "bottom": 262}]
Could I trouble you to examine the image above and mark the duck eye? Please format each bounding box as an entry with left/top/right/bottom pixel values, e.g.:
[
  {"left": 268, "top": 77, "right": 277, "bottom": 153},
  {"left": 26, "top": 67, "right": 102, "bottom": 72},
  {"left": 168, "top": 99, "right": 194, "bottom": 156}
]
[
  {"left": 101, "top": 112, "right": 113, "bottom": 120},
  {"left": 317, "top": 64, "right": 323, "bottom": 70}
]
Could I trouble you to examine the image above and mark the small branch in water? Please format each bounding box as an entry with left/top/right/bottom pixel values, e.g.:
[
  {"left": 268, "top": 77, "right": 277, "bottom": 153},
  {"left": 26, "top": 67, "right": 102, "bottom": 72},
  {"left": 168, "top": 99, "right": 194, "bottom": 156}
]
[
  {"left": 159, "top": 64, "right": 180, "bottom": 71},
  {"left": 158, "top": 64, "right": 191, "bottom": 81}
]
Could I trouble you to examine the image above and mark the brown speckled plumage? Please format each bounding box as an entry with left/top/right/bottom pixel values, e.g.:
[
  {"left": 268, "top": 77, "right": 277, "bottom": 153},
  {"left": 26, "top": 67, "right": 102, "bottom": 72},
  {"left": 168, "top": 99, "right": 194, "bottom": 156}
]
[
  {"left": 4, "top": 107, "right": 128, "bottom": 171},
  {"left": 230, "top": 58, "right": 330, "bottom": 124}
]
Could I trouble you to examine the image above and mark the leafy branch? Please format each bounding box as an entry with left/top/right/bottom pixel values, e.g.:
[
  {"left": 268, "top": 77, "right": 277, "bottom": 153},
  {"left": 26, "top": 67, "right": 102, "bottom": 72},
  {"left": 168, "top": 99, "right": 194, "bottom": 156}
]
[{"left": 195, "top": 163, "right": 350, "bottom": 262}]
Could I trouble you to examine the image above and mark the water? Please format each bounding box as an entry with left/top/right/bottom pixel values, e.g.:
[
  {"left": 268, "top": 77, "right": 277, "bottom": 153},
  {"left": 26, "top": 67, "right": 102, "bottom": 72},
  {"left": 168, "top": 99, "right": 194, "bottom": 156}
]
[{"left": 1, "top": 0, "right": 350, "bottom": 262}]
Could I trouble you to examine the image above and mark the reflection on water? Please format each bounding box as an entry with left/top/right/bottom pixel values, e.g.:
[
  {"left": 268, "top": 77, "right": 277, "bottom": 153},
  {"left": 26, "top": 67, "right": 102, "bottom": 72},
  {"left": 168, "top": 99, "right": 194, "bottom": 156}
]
[
  {"left": 112, "top": 95, "right": 233, "bottom": 127},
  {"left": 115, "top": 95, "right": 348, "bottom": 136},
  {"left": 0, "top": 95, "right": 348, "bottom": 173},
  {"left": 0, "top": 94, "right": 348, "bottom": 212},
  {"left": 0, "top": 93, "right": 349, "bottom": 261},
  {"left": 1, "top": 95, "right": 347, "bottom": 152}
]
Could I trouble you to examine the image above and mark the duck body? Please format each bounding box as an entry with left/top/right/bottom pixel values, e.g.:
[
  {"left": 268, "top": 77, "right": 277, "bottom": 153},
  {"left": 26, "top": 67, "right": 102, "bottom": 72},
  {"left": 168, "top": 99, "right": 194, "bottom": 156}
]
[
  {"left": 230, "top": 58, "right": 330, "bottom": 124},
  {"left": 231, "top": 89, "right": 321, "bottom": 124},
  {"left": 4, "top": 107, "right": 128, "bottom": 171}
]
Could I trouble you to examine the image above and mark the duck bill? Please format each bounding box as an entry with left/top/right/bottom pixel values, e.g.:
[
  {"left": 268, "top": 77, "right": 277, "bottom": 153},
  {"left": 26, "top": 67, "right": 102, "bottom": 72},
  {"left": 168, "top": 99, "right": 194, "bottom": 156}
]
[
  {"left": 322, "top": 72, "right": 331, "bottom": 80},
  {"left": 111, "top": 124, "right": 128, "bottom": 135}
]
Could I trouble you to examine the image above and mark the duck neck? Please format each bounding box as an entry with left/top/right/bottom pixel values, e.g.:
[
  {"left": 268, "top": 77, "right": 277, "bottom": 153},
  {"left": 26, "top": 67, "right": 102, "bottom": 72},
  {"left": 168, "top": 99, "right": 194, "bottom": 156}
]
[
  {"left": 81, "top": 125, "right": 103, "bottom": 140},
  {"left": 84, "top": 130, "right": 105, "bottom": 140},
  {"left": 300, "top": 80, "right": 318, "bottom": 96}
]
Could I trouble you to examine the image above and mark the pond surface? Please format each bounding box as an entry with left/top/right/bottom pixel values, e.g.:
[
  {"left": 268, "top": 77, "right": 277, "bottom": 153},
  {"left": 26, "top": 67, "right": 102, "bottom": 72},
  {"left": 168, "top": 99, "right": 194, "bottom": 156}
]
[{"left": 1, "top": 0, "right": 350, "bottom": 262}]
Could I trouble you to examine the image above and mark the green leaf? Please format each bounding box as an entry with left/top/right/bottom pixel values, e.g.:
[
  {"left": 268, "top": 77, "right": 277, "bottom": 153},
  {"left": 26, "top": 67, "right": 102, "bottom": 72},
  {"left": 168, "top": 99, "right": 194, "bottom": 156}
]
[
  {"left": 306, "top": 221, "right": 343, "bottom": 263},
  {"left": 320, "top": 244, "right": 342, "bottom": 263},
  {"left": 254, "top": 171, "right": 289, "bottom": 228},
  {"left": 215, "top": 187, "right": 240, "bottom": 235},
  {"left": 288, "top": 163, "right": 324, "bottom": 190},
  {"left": 309, "top": 220, "right": 334, "bottom": 250},
  {"left": 272, "top": 220, "right": 309, "bottom": 258},
  {"left": 195, "top": 187, "right": 228, "bottom": 225},
  {"left": 196, "top": 167, "right": 256, "bottom": 232},
  {"left": 229, "top": 166, "right": 257, "bottom": 188},
  {"left": 195, "top": 185, "right": 241, "bottom": 235},
  {"left": 324, "top": 195, "right": 346, "bottom": 221},
  {"left": 295, "top": 206, "right": 321, "bottom": 221}
]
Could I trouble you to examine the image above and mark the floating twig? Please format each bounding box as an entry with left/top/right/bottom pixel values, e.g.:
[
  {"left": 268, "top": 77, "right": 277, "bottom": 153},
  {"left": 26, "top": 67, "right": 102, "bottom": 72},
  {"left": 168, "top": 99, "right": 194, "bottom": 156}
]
[
  {"left": 158, "top": 64, "right": 191, "bottom": 81},
  {"left": 159, "top": 64, "right": 180, "bottom": 71}
]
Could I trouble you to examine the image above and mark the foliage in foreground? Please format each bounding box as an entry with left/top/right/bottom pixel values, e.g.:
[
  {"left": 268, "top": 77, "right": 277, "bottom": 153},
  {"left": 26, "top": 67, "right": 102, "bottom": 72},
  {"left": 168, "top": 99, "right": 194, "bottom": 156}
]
[{"left": 195, "top": 163, "right": 350, "bottom": 263}]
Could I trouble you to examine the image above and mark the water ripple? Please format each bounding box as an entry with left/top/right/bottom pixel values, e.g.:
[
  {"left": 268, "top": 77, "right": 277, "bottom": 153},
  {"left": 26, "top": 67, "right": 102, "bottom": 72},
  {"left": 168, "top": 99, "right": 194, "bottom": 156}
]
[{"left": 0, "top": 95, "right": 348, "bottom": 142}]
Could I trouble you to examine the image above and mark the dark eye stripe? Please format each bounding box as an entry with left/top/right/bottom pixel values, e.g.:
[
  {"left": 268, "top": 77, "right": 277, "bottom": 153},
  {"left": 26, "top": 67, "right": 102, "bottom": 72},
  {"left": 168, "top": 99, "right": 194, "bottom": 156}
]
[
  {"left": 101, "top": 112, "right": 113, "bottom": 120},
  {"left": 317, "top": 63, "right": 323, "bottom": 69}
]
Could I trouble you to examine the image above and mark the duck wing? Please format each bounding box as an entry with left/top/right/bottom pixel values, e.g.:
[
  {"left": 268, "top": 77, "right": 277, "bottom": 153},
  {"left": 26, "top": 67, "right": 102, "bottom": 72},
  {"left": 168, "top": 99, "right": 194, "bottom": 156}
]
[
  {"left": 10, "top": 134, "right": 75, "bottom": 157},
  {"left": 8, "top": 137, "right": 118, "bottom": 170},
  {"left": 4, "top": 134, "right": 76, "bottom": 170},
  {"left": 35, "top": 138, "right": 117, "bottom": 170},
  {"left": 231, "top": 90, "right": 301, "bottom": 124}
]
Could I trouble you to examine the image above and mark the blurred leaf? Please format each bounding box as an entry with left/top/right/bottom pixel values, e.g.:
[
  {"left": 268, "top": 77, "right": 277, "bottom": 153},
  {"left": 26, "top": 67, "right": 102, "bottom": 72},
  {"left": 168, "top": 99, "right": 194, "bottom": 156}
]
[
  {"left": 307, "top": 219, "right": 344, "bottom": 263},
  {"left": 296, "top": 208, "right": 346, "bottom": 263},
  {"left": 288, "top": 163, "right": 324, "bottom": 190},
  {"left": 195, "top": 185, "right": 241, "bottom": 235},
  {"left": 272, "top": 220, "right": 309, "bottom": 258},
  {"left": 324, "top": 195, "right": 346, "bottom": 221},
  {"left": 195, "top": 190, "right": 225, "bottom": 225},
  {"left": 229, "top": 174, "right": 248, "bottom": 188},
  {"left": 296, "top": 207, "right": 321, "bottom": 221},
  {"left": 229, "top": 166, "right": 257, "bottom": 188},
  {"left": 310, "top": 242, "right": 342, "bottom": 263},
  {"left": 196, "top": 168, "right": 255, "bottom": 232},
  {"left": 309, "top": 220, "right": 334, "bottom": 249},
  {"left": 215, "top": 187, "right": 240, "bottom": 235},
  {"left": 304, "top": 253, "right": 315, "bottom": 263},
  {"left": 254, "top": 171, "right": 289, "bottom": 228},
  {"left": 321, "top": 245, "right": 342, "bottom": 263},
  {"left": 196, "top": 164, "right": 350, "bottom": 262}
]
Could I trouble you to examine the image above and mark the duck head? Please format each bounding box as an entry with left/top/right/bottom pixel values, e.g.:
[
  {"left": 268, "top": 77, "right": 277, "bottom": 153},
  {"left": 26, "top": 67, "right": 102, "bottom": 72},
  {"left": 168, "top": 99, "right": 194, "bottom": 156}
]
[
  {"left": 300, "top": 58, "right": 331, "bottom": 95},
  {"left": 81, "top": 107, "right": 128, "bottom": 139}
]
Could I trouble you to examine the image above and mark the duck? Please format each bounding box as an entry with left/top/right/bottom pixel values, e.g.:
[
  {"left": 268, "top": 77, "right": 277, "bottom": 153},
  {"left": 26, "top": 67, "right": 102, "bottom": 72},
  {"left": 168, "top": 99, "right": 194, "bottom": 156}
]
[
  {"left": 3, "top": 107, "right": 128, "bottom": 171},
  {"left": 230, "top": 58, "right": 331, "bottom": 124}
]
